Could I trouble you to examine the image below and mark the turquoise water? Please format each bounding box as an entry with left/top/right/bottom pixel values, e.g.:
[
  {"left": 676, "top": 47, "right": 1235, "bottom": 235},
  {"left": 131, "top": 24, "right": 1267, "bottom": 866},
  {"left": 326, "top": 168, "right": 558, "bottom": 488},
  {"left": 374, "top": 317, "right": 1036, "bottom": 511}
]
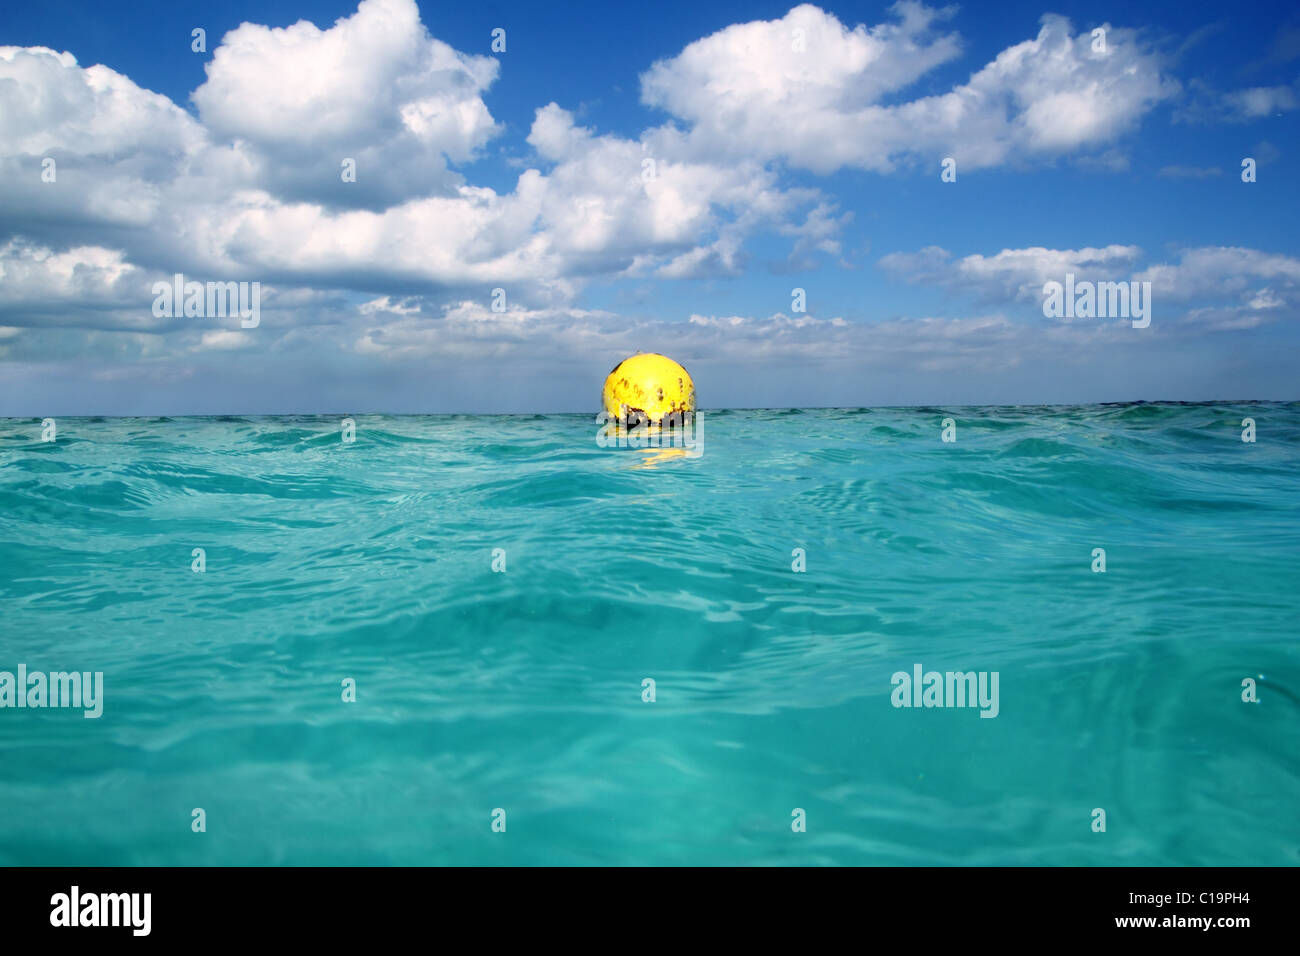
[{"left": 0, "top": 404, "right": 1297, "bottom": 866}]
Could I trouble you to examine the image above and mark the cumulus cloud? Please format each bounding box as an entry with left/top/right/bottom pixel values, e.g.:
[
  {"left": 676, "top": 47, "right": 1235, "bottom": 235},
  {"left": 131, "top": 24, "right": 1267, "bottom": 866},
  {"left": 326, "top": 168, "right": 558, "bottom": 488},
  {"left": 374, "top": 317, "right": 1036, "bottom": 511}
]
[
  {"left": 642, "top": 3, "right": 1177, "bottom": 173},
  {"left": 191, "top": 0, "right": 501, "bottom": 208},
  {"left": 0, "top": 5, "right": 833, "bottom": 311},
  {"left": 1135, "top": 247, "right": 1300, "bottom": 300},
  {"left": 0, "top": 240, "right": 141, "bottom": 309},
  {"left": 0, "top": 45, "right": 213, "bottom": 233},
  {"left": 135, "top": 100, "right": 813, "bottom": 298},
  {"left": 0, "top": 0, "right": 1187, "bottom": 332},
  {"left": 0, "top": 239, "right": 321, "bottom": 342}
]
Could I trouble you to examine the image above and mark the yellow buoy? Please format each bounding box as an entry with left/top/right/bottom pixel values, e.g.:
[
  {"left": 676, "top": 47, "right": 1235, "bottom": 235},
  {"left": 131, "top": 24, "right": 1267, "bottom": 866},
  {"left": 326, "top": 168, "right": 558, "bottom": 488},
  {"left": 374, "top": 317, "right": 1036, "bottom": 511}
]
[{"left": 602, "top": 353, "right": 695, "bottom": 425}]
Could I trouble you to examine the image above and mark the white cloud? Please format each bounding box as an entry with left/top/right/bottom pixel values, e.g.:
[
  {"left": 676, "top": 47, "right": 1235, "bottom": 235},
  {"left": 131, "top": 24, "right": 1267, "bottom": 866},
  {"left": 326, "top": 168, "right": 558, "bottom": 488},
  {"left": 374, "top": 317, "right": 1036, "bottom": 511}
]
[
  {"left": 880, "top": 244, "right": 1143, "bottom": 301},
  {"left": 1135, "top": 247, "right": 1300, "bottom": 300},
  {"left": 0, "top": 45, "right": 212, "bottom": 231},
  {"left": 1222, "top": 84, "right": 1299, "bottom": 119},
  {"left": 641, "top": 4, "right": 1176, "bottom": 173},
  {"left": 147, "top": 102, "right": 805, "bottom": 295},
  {"left": 343, "top": 297, "right": 1162, "bottom": 382},
  {"left": 0, "top": 46, "right": 203, "bottom": 159},
  {"left": 0, "top": 241, "right": 137, "bottom": 302},
  {"left": 198, "top": 330, "right": 256, "bottom": 350},
  {"left": 0, "top": 7, "right": 832, "bottom": 309},
  {"left": 883, "top": 243, "right": 1300, "bottom": 330},
  {"left": 0, "top": 0, "right": 1188, "bottom": 334},
  {"left": 1175, "top": 78, "right": 1300, "bottom": 124},
  {"left": 0, "top": 241, "right": 162, "bottom": 333},
  {"left": 191, "top": 0, "right": 501, "bottom": 207}
]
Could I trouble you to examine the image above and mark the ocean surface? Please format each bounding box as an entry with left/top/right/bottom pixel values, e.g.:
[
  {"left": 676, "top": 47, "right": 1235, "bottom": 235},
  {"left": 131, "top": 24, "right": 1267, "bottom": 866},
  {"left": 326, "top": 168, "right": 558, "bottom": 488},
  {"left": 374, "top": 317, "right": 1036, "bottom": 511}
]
[{"left": 1, "top": 403, "right": 1297, "bottom": 866}]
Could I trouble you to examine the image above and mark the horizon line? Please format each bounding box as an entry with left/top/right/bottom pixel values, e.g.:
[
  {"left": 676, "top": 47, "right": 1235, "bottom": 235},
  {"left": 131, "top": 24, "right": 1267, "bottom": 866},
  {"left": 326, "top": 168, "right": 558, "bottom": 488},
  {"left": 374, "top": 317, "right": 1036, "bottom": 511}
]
[{"left": 3, "top": 398, "right": 1297, "bottom": 420}]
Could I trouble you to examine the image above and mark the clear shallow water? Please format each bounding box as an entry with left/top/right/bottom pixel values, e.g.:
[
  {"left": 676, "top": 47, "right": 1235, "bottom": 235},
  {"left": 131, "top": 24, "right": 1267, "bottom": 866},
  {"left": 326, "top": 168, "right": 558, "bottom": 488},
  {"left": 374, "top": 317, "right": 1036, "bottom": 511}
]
[{"left": 0, "top": 404, "right": 1297, "bottom": 866}]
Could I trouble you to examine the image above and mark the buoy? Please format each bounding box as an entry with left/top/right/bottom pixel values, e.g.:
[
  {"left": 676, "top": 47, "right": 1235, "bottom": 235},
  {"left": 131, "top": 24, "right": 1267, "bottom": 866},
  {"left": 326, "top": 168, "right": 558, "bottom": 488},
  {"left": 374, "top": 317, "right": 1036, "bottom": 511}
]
[{"left": 602, "top": 353, "right": 695, "bottom": 425}]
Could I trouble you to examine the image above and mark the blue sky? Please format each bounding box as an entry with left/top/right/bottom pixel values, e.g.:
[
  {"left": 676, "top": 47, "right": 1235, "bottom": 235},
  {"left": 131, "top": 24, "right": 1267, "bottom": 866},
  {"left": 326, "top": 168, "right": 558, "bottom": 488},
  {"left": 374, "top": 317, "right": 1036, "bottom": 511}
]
[{"left": 0, "top": 0, "right": 1297, "bottom": 413}]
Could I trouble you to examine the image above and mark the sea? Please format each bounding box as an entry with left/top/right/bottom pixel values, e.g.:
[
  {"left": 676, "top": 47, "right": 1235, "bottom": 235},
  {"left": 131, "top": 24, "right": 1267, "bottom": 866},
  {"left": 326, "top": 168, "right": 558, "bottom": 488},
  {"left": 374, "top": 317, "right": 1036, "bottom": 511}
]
[{"left": 1, "top": 403, "right": 1296, "bottom": 865}]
